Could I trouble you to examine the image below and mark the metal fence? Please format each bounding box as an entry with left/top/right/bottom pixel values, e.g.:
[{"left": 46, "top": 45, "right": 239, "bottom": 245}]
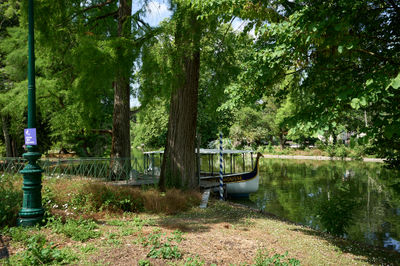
[{"left": 0, "top": 157, "right": 146, "bottom": 181}]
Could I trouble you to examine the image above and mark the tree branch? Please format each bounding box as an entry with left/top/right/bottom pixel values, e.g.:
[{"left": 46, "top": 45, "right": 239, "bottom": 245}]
[
  {"left": 91, "top": 129, "right": 112, "bottom": 135},
  {"left": 86, "top": 10, "right": 119, "bottom": 27},
  {"left": 386, "top": 0, "right": 400, "bottom": 15},
  {"left": 76, "top": 0, "right": 117, "bottom": 18},
  {"left": 355, "top": 49, "right": 400, "bottom": 66}
]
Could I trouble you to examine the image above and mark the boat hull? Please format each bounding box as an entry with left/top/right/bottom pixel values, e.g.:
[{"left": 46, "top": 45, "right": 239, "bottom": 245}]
[{"left": 226, "top": 174, "right": 259, "bottom": 195}]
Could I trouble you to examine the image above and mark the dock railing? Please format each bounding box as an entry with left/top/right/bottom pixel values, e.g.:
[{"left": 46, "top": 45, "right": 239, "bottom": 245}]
[{"left": 0, "top": 157, "right": 148, "bottom": 182}]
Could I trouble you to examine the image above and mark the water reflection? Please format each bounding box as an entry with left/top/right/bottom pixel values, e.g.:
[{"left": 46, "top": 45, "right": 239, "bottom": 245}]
[{"left": 238, "top": 159, "right": 400, "bottom": 252}]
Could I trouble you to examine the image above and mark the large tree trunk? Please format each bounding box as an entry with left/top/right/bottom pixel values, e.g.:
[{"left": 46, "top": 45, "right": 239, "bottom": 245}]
[
  {"left": 159, "top": 7, "right": 201, "bottom": 190},
  {"left": 1, "top": 115, "right": 13, "bottom": 157},
  {"left": 111, "top": 0, "right": 132, "bottom": 178}
]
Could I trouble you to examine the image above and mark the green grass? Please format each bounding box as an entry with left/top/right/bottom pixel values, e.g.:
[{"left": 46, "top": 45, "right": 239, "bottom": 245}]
[{"left": 1, "top": 177, "right": 399, "bottom": 265}]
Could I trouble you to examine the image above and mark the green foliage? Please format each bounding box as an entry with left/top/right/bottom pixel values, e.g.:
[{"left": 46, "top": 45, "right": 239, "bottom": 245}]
[
  {"left": 184, "top": 256, "right": 205, "bottom": 266},
  {"left": 242, "top": 0, "right": 400, "bottom": 168},
  {"left": 80, "top": 243, "right": 97, "bottom": 254},
  {"left": 48, "top": 217, "right": 101, "bottom": 242},
  {"left": 0, "top": 174, "right": 22, "bottom": 228},
  {"left": 207, "top": 137, "right": 234, "bottom": 150},
  {"left": 131, "top": 99, "right": 169, "bottom": 150},
  {"left": 147, "top": 242, "right": 182, "bottom": 259},
  {"left": 254, "top": 249, "right": 300, "bottom": 266},
  {"left": 138, "top": 229, "right": 183, "bottom": 260},
  {"left": 138, "top": 259, "right": 151, "bottom": 266},
  {"left": 348, "top": 143, "right": 368, "bottom": 161},
  {"left": 229, "top": 106, "right": 269, "bottom": 148},
  {"left": 2, "top": 225, "right": 32, "bottom": 243},
  {"left": 6, "top": 233, "right": 78, "bottom": 265}
]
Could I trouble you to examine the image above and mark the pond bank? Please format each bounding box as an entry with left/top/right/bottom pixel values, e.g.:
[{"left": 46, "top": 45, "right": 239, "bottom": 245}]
[
  {"left": 2, "top": 200, "right": 399, "bottom": 265},
  {"left": 262, "top": 154, "right": 384, "bottom": 162}
]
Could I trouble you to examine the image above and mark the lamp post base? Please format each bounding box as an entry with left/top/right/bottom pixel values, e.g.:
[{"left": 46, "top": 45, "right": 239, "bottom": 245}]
[
  {"left": 17, "top": 211, "right": 45, "bottom": 227},
  {"left": 18, "top": 151, "right": 44, "bottom": 227}
]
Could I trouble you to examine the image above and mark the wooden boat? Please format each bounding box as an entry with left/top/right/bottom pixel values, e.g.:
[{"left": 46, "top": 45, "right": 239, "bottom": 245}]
[
  {"left": 143, "top": 149, "right": 261, "bottom": 197},
  {"left": 200, "top": 151, "right": 261, "bottom": 197}
]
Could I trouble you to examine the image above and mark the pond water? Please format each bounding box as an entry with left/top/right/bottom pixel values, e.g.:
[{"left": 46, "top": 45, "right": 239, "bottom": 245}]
[{"left": 237, "top": 159, "right": 400, "bottom": 252}]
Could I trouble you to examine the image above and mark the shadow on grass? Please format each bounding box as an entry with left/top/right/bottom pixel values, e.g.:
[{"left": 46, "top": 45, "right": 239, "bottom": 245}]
[
  {"left": 158, "top": 199, "right": 400, "bottom": 265},
  {"left": 291, "top": 227, "right": 400, "bottom": 265},
  {"left": 0, "top": 235, "right": 10, "bottom": 259},
  {"left": 156, "top": 199, "right": 267, "bottom": 233}
]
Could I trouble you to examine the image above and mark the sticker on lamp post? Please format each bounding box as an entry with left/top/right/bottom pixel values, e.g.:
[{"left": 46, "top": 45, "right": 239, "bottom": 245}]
[{"left": 24, "top": 128, "right": 37, "bottom": 145}]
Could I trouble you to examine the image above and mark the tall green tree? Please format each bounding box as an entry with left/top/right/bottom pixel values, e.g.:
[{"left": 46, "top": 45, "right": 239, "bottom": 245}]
[
  {"left": 1, "top": 0, "right": 154, "bottom": 161},
  {"left": 0, "top": 1, "right": 37, "bottom": 157},
  {"left": 158, "top": 1, "right": 202, "bottom": 189}
]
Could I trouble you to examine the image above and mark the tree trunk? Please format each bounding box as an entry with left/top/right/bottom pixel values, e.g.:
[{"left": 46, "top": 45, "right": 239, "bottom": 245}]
[
  {"left": 279, "top": 133, "right": 286, "bottom": 150},
  {"left": 159, "top": 7, "right": 201, "bottom": 190},
  {"left": 111, "top": 0, "right": 132, "bottom": 178},
  {"left": 1, "top": 115, "right": 13, "bottom": 157},
  {"left": 11, "top": 139, "right": 17, "bottom": 157}
]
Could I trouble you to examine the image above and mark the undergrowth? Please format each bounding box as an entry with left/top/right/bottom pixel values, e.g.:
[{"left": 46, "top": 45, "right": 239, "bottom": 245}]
[
  {"left": 41, "top": 178, "right": 201, "bottom": 218},
  {"left": 0, "top": 174, "right": 22, "bottom": 228},
  {"left": 254, "top": 249, "right": 300, "bottom": 266},
  {"left": 2, "top": 231, "right": 78, "bottom": 265},
  {"left": 47, "top": 217, "right": 101, "bottom": 242}
]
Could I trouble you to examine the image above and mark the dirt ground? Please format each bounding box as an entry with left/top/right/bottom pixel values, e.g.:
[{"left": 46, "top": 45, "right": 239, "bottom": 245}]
[{"left": 2, "top": 201, "right": 400, "bottom": 265}]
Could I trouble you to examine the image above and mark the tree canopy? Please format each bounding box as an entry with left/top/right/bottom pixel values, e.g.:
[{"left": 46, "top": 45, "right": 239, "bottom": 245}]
[{"left": 1, "top": 0, "right": 399, "bottom": 184}]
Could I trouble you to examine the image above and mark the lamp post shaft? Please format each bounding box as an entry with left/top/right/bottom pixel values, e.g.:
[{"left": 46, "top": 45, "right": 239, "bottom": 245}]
[
  {"left": 28, "top": 0, "right": 36, "bottom": 130},
  {"left": 18, "top": 0, "right": 44, "bottom": 227}
]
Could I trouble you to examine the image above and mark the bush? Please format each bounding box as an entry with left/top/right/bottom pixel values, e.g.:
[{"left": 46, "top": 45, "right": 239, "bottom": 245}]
[
  {"left": 348, "top": 144, "right": 366, "bottom": 161},
  {"left": 143, "top": 188, "right": 201, "bottom": 215},
  {"left": 82, "top": 183, "right": 145, "bottom": 213},
  {"left": 0, "top": 174, "right": 22, "bottom": 228},
  {"left": 335, "top": 144, "right": 349, "bottom": 160},
  {"left": 43, "top": 179, "right": 201, "bottom": 217}
]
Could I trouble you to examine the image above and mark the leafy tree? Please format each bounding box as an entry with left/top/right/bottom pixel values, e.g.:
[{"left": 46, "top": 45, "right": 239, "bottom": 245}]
[
  {"left": 0, "top": 0, "right": 155, "bottom": 162},
  {"left": 235, "top": 0, "right": 400, "bottom": 167},
  {"left": 131, "top": 98, "right": 168, "bottom": 150},
  {"left": 0, "top": 0, "right": 22, "bottom": 157},
  {"left": 158, "top": 1, "right": 202, "bottom": 190}
]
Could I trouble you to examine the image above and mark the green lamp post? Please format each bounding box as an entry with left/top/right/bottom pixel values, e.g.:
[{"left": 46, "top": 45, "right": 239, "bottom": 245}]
[{"left": 18, "top": 0, "right": 44, "bottom": 227}]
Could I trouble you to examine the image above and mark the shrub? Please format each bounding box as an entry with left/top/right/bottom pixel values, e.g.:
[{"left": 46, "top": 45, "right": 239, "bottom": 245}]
[
  {"left": 0, "top": 174, "right": 22, "bottom": 228},
  {"left": 44, "top": 179, "right": 200, "bottom": 217},
  {"left": 326, "top": 144, "right": 336, "bottom": 158},
  {"left": 335, "top": 144, "right": 349, "bottom": 160},
  {"left": 81, "top": 183, "right": 145, "bottom": 213},
  {"left": 348, "top": 144, "right": 365, "bottom": 161},
  {"left": 142, "top": 189, "right": 201, "bottom": 214}
]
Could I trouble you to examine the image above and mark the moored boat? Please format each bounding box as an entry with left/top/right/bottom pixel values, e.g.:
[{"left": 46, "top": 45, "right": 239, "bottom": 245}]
[{"left": 143, "top": 149, "right": 261, "bottom": 197}]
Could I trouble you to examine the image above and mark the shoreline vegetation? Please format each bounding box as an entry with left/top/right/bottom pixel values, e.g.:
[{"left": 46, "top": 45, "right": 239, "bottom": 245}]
[
  {"left": 1, "top": 177, "right": 399, "bottom": 265},
  {"left": 261, "top": 154, "right": 384, "bottom": 162}
]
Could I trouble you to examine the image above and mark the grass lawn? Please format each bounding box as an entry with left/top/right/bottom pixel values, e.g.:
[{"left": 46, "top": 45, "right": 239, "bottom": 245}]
[{"left": 1, "top": 177, "right": 399, "bottom": 265}]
